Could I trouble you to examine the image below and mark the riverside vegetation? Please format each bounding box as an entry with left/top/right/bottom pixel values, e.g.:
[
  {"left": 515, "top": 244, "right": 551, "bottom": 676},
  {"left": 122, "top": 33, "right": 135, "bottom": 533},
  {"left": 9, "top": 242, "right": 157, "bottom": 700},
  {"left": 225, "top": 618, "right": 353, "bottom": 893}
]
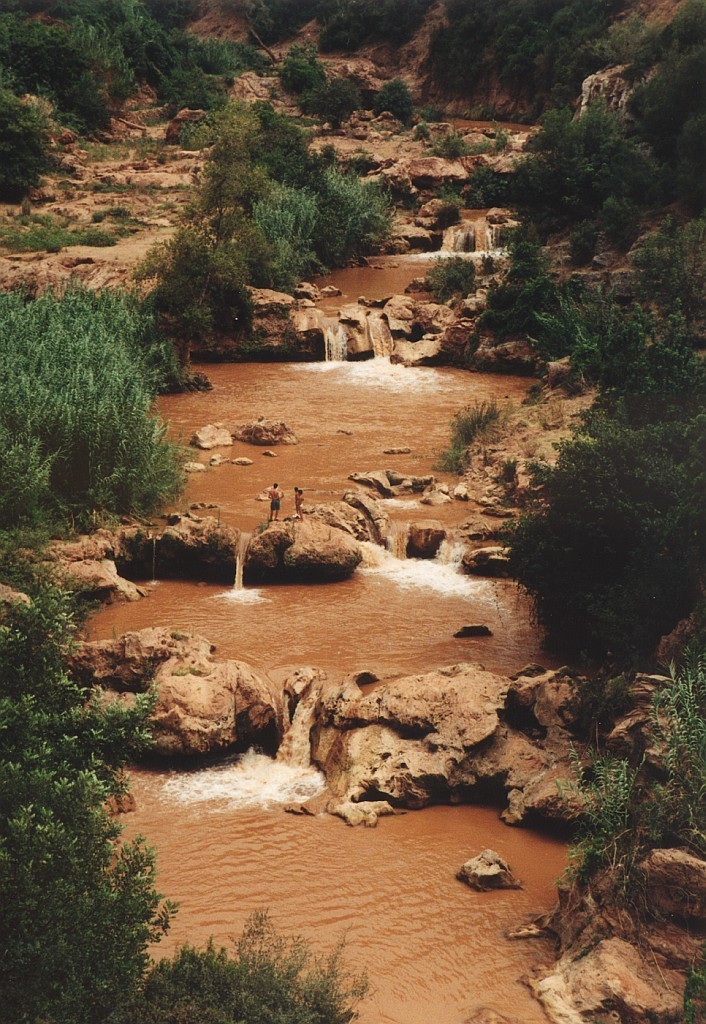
[{"left": 1, "top": 0, "right": 706, "bottom": 1021}]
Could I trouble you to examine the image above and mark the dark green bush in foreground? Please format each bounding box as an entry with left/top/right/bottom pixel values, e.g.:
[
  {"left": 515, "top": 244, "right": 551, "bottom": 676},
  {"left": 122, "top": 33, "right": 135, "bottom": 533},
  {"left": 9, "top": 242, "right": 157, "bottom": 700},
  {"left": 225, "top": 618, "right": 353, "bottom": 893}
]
[
  {"left": 108, "top": 911, "right": 367, "bottom": 1024},
  {"left": 0, "top": 288, "right": 183, "bottom": 529},
  {"left": 0, "top": 88, "right": 49, "bottom": 200},
  {"left": 427, "top": 256, "right": 476, "bottom": 303},
  {"left": 0, "top": 586, "right": 174, "bottom": 1024}
]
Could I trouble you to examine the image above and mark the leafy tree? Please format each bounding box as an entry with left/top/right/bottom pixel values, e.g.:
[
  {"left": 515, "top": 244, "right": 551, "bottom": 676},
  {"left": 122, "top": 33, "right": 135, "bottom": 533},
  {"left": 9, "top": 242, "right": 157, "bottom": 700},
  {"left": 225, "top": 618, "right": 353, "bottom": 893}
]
[
  {"left": 280, "top": 42, "right": 326, "bottom": 94},
  {"left": 0, "top": 586, "right": 175, "bottom": 1024},
  {"left": 479, "top": 229, "right": 560, "bottom": 340},
  {"left": 0, "top": 88, "right": 49, "bottom": 199},
  {"left": 632, "top": 217, "right": 706, "bottom": 344},
  {"left": 108, "top": 911, "right": 367, "bottom": 1024},
  {"left": 373, "top": 78, "right": 414, "bottom": 123},
  {"left": 302, "top": 77, "right": 361, "bottom": 128}
]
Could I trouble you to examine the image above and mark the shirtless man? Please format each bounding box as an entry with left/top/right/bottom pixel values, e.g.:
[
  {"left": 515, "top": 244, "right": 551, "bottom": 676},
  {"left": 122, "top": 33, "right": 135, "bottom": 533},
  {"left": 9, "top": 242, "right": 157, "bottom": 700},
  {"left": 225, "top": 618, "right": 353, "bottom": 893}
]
[
  {"left": 294, "top": 487, "right": 304, "bottom": 519},
  {"left": 268, "top": 482, "right": 283, "bottom": 522}
]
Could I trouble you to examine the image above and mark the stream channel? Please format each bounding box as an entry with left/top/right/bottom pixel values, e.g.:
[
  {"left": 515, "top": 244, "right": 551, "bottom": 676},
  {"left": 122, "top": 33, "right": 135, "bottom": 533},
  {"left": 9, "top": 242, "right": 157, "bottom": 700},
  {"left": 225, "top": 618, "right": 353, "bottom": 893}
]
[{"left": 89, "top": 246, "right": 565, "bottom": 1024}]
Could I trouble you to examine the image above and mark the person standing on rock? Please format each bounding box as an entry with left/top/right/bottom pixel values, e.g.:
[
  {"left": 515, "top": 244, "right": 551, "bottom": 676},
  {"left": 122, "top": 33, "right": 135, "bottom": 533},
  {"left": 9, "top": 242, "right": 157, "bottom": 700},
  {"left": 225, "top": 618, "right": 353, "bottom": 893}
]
[
  {"left": 268, "top": 483, "right": 283, "bottom": 522},
  {"left": 294, "top": 487, "right": 304, "bottom": 519}
]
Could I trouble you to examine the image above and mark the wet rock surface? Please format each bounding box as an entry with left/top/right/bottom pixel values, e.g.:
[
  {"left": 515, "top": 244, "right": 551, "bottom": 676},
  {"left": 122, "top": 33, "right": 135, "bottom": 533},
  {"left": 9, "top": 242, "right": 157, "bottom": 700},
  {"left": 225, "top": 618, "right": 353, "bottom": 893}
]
[
  {"left": 245, "top": 520, "right": 362, "bottom": 582},
  {"left": 457, "top": 849, "right": 522, "bottom": 891}
]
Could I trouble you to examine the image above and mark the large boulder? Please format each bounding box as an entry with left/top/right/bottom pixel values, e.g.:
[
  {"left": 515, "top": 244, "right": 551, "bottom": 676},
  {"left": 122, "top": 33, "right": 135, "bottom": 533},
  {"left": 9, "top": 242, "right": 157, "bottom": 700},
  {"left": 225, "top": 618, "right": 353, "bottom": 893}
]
[
  {"left": 165, "top": 108, "right": 206, "bottom": 144},
  {"left": 531, "top": 937, "right": 685, "bottom": 1024},
  {"left": 457, "top": 849, "right": 522, "bottom": 891},
  {"left": 406, "top": 520, "right": 446, "bottom": 558},
  {"left": 156, "top": 514, "right": 238, "bottom": 583},
  {"left": 641, "top": 849, "right": 706, "bottom": 921},
  {"left": 462, "top": 546, "right": 511, "bottom": 577},
  {"left": 245, "top": 520, "right": 362, "bottom": 582},
  {"left": 74, "top": 627, "right": 283, "bottom": 757},
  {"left": 59, "top": 558, "right": 146, "bottom": 603},
  {"left": 191, "top": 423, "right": 234, "bottom": 450},
  {"left": 233, "top": 419, "right": 298, "bottom": 446}
]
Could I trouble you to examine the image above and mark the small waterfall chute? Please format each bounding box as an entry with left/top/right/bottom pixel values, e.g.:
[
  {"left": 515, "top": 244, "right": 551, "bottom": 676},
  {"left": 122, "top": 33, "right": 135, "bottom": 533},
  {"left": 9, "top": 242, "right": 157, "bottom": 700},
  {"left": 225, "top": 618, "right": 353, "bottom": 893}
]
[
  {"left": 324, "top": 323, "right": 348, "bottom": 362},
  {"left": 442, "top": 223, "right": 476, "bottom": 253},
  {"left": 386, "top": 521, "right": 409, "bottom": 560},
  {"left": 277, "top": 689, "right": 319, "bottom": 769},
  {"left": 233, "top": 531, "right": 252, "bottom": 591},
  {"left": 485, "top": 223, "right": 503, "bottom": 252}
]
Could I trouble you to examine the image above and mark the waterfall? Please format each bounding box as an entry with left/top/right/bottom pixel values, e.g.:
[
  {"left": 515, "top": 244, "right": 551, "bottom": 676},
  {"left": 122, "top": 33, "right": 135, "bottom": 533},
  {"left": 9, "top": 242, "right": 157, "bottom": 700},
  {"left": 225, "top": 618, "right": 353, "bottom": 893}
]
[
  {"left": 276, "top": 690, "right": 318, "bottom": 768},
  {"left": 386, "top": 521, "right": 409, "bottom": 560},
  {"left": 367, "top": 313, "right": 393, "bottom": 358},
  {"left": 485, "top": 223, "right": 503, "bottom": 252},
  {"left": 233, "top": 531, "right": 251, "bottom": 590},
  {"left": 151, "top": 535, "right": 157, "bottom": 582},
  {"left": 324, "top": 323, "right": 348, "bottom": 362},
  {"left": 442, "top": 223, "right": 476, "bottom": 253},
  {"left": 436, "top": 533, "right": 466, "bottom": 570}
]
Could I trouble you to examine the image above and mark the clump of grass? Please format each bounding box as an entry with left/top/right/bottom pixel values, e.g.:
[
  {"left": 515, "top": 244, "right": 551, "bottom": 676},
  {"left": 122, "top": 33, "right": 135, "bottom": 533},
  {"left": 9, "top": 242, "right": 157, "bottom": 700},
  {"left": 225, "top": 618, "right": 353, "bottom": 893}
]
[
  {"left": 431, "top": 130, "right": 470, "bottom": 158},
  {"left": 437, "top": 400, "right": 501, "bottom": 473},
  {"left": 0, "top": 287, "right": 184, "bottom": 530},
  {"left": 0, "top": 214, "right": 118, "bottom": 252}
]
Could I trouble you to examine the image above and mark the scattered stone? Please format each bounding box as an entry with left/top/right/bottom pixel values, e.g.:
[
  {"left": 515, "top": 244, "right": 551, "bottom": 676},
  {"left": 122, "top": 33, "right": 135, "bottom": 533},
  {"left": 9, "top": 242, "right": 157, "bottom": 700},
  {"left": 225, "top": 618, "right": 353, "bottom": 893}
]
[
  {"left": 320, "top": 285, "right": 342, "bottom": 298},
  {"left": 184, "top": 461, "right": 207, "bottom": 473},
  {"left": 190, "top": 502, "right": 218, "bottom": 510},
  {"left": 191, "top": 423, "right": 233, "bottom": 450},
  {"left": 383, "top": 446, "right": 411, "bottom": 455},
  {"left": 233, "top": 457, "right": 254, "bottom": 466},
  {"left": 262, "top": 449, "right": 277, "bottom": 457},
  {"left": 209, "top": 454, "right": 228, "bottom": 467},
  {"left": 453, "top": 483, "right": 470, "bottom": 501},
  {"left": 454, "top": 625, "right": 493, "bottom": 638},
  {"left": 233, "top": 419, "right": 298, "bottom": 446},
  {"left": 462, "top": 546, "right": 510, "bottom": 577},
  {"left": 337, "top": 428, "right": 353, "bottom": 435},
  {"left": 293, "top": 282, "right": 320, "bottom": 302},
  {"left": 457, "top": 850, "right": 522, "bottom": 891}
]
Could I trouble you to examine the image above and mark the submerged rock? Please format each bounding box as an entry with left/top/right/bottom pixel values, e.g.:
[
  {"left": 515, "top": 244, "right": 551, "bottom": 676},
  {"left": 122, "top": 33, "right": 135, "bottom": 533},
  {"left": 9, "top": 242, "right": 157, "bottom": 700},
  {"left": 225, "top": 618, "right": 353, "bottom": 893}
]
[{"left": 457, "top": 849, "right": 522, "bottom": 891}]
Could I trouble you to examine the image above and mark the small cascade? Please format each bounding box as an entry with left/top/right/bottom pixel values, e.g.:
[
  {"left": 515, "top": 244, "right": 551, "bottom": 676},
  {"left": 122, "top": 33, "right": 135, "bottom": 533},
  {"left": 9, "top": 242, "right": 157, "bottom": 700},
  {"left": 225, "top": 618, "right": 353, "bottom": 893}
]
[
  {"left": 367, "top": 312, "right": 393, "bottom": 358},
  {"left": 442, "top": 223, "right": 476, "bottom": 253},
  {"left": 436, "top": 532, "right": 466, "bottom": 571},
  {"left": 150, "top": 535, "right": 157, "bottom": 583},
  {"left": 276, "top": 690, "right": 319, "bottom": 769},
  {"left": 324, "top": 323, "right": 348, "bottom": 362},
  {"left": 485, "top": 223, "right": 503, "bottom": 252},
  {"left": 386, "top": 521, "right": 409, "bottom": 560},
  {"left": 233, "top": 531, "right": 251, "bottom": 590}
]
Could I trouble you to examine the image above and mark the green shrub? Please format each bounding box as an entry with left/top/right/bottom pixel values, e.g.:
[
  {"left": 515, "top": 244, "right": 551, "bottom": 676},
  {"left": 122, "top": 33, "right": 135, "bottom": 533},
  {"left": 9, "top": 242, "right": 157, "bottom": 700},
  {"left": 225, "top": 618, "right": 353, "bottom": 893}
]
[
  {"left": 280, "top": 42, "right": 326, "bottom": 94},
  {"left": 632, "top": 217, "right": 706, "bottom": 343},
  {"left": 318, "top": 0, "right": 434, "bottom": 51},
  {"left": 0, "top": 585, "right": 175, "bottom": 1024},
  {"left": 479, "top": 230, "right": 560, "bottom": 340},
  {"left": 373, "top": 78, "right": 414, "bottom": 123},
  {"left": 108, "top": 911, "right": 367, "bottom": 1024},
  {"left": 437, "top": 400, "right": 501, "bottom": 473},
  {"left": 0, "top": 288, "right": 183, "bottom": 529},
  {"left": 431, "top": 130, "right": 469, "bottom": 158},
  {"left": 426, "top": 256, "right": 475, "bottom": 302},
  {"left": 313, "top": 167, "right": 391, "bottom": 267},
  {"left": 302, "top": 77, "right": 362, "bottom": 128},
  {"left": 569, "top": 220, "right": 597, "bottom": 265},
  {"left": 600, "top": 195, "right": 640, "bottom": 250},
  {"left": 253, "top": 183, "right": 319, "bottom": 288},
  {"left": 0, "top": 88, "right": 49, "bottom": 200}
]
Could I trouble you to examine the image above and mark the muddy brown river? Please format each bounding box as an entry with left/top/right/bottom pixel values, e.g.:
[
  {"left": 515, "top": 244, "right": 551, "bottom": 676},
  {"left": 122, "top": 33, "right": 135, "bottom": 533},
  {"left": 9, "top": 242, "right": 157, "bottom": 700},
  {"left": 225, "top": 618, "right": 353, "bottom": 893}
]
[{"left": 92, "top": 255, "right": 564, "bottom": 1023}]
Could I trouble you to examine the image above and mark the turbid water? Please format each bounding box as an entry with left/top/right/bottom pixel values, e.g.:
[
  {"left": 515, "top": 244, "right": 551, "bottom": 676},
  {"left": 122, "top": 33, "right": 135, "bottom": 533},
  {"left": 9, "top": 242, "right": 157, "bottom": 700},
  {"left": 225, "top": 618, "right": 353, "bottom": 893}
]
[{"left": 92, "top": 252, "right": 563, "bottom": 1023}]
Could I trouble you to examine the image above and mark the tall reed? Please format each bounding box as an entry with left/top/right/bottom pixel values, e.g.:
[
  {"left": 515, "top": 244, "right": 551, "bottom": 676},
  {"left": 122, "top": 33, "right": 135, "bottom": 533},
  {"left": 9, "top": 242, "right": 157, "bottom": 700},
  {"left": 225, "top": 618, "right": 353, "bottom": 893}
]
[{"left": 0, "top": 287, "right": 184, "bottom": 528}]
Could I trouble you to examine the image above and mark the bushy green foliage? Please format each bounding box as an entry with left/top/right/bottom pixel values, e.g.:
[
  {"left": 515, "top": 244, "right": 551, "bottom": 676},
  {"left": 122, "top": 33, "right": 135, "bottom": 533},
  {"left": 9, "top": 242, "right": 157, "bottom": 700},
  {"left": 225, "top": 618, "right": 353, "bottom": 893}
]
[
  {"left": 479, "top": 230, "right": 560, "bottom": 340},
  {"left": 438, "top": 400, "right": 500, "bottom": 473},
  {"left": 0, "top": 288, "right": 183, "bottom": 529},
  {"left": 0, "top": 585, "right": 175, "bottom": 1024},
  {"left": 108, "top": 910, "right": 367, "bottom": 1024},
  {"left": 568, "top": 220, "right": 597, "bottom": 265},
  {"left": 630, "top": 0, "right": 706, "bottom": 212},
  {"left": 141, "top": 103, "right": 390, "bottom": 334},
  {"left": 430, "top": 0, "right": 622, "bottom": 113},
  {"left": 0, "top": 213, "right": 119, "bottom": 253},
  {"left": 508, "top": 406, "right": 705, "bottom": 663},
  {"left": 685, "top": 947, "right": 706, "bottom": 1024},
  {"left": 430, "top": 129, "right": 469, "bottom": 158},
  {"left": 632, "top": 217, "right": 706, "bottom": 344},
  {"left": 301, "top": 77, "right": 361, "bottom": 128},
  {"left": 318, "top": 0, "right": 433, "bottom": 51},
  {"left": 568, "top": 652, "right": 706, "bottom": 899},
  {"left": 280, "top": 42, "right": 326, "bottom": 95},
  {"left": 514, "top": 104, "right": 658, "bottom": 227},
  {"left": 373, "top": 78, "right": 414, "bottom": 124},
  {"left": 426, "top": 256, "right": 476, "bottom": 303},
  {"left": 0, "top": 89, "right": 49, "bottom": 200}
]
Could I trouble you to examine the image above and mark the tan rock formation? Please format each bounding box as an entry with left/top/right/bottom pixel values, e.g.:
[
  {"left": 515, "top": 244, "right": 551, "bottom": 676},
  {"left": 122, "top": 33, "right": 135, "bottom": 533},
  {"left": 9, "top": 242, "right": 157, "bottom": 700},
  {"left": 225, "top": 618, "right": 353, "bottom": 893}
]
[
  {"left": 233, "top": 419, "right": 298, "bottom": 445},
  {"left": 457, "top": 849, "right": 522, "bottom": 890},
  {"left": 245, "top": 520, "right": 362, "bottom": 582},
  {"left": 191, "top": 423, "right": 234, "bottom": 449}
]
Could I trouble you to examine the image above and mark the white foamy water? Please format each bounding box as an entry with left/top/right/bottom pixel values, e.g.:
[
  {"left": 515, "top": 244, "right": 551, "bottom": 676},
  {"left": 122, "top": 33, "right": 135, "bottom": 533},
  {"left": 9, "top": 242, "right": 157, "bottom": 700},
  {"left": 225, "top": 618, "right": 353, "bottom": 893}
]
[
  {"left": 294, "top": 358, "right": 453, "bottom": 393},
  {"left": 214, "top": 588, "right": 268, "bottom": 605},
  {"left": 359, "top": 542, "right": 492, "bottom": 600},
  {"left": 159, "top": 749, "right": 326, "bottom": 810}
]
